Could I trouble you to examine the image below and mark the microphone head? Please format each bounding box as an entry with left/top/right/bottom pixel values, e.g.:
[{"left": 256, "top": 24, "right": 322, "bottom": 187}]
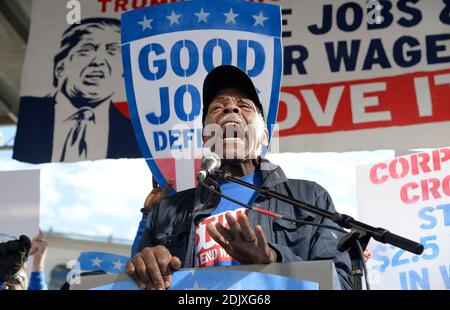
[
  {"left": 202, "top": 152, "right": 221, "bottom": 173},
  {"left": 198, "top": 152, "right": 221, "bottom": 181}
]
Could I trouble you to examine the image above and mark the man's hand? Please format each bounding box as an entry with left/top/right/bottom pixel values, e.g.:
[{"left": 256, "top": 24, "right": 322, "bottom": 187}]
[
  {"left": 125, "top": 245, "right": 181, "bottom": 290},
  {"left": 206, "top": 212, "right": 277, "bottom": 264},
  {"left": 30, "top": 232, "right": 48, "bottom": 272},
  {"left": 143, "top": 180, "right": 173, "bottom": 213}
]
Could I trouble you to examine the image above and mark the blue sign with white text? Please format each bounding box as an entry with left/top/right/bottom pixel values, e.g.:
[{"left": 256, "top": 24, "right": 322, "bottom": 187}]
[{"left": 121, "top": 0, "right": 282, "bottom": 191}]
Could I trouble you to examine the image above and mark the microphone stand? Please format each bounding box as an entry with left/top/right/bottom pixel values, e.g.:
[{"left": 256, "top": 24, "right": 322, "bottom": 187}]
[
  {"left": 198, "top": 178, "right": 348, "bottom": 234},
  {"left": 214, "top": 170, "right": 425, "bottom": 289}
]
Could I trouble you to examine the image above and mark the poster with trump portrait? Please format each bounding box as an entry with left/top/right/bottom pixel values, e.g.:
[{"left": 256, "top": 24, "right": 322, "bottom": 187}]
[{"left": 13, "top": 0, "right": 142, "bottom": 163}]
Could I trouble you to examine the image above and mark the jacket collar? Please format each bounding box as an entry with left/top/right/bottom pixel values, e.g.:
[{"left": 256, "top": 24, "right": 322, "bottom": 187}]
[{"left": 258, "top": 158, "right": 287, "bottom": 187}]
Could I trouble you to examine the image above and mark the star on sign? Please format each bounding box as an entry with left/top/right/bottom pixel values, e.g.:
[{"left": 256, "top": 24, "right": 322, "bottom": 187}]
[
  {"left": 195, "top": 8, "right": 210, "bottom": 23},
  {"left": 138, "top": 15, "right": 153, "bottom": 30},
  {"left": 112, "top": 260, "right": 125, "bottom": 271},
  {"left": 252, "top": 11, "right": 268, "bottom": 27},
  {"left": 224, "top": 8, "right": 239, "bottom": 24},
  {"left": 166, "top": 10, "right": 181, "bottom": 26},
  {"left": 91, "top": 257, "right": 103, "bottom": 267}
]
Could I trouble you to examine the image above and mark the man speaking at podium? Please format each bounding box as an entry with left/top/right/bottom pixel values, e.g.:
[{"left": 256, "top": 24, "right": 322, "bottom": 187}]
[{"left": 126, "top": 65, "right": 354, "bottom": 290}]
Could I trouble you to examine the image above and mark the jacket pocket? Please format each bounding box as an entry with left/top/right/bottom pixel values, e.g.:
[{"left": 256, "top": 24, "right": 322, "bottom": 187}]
[{"left": 155, "top": 228, "right": 189, "bottom": 248}]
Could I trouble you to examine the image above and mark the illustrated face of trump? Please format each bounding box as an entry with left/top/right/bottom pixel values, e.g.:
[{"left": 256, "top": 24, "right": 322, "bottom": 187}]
[
  {"left": 55, "top": 25, "right": 122, "bottom": 106},
  {"left": 203, "top": 88, "right": 268, "bottom": 161}
]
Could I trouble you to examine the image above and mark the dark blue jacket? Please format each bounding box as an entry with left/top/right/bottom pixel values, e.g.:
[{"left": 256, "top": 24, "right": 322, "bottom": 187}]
[
  {"left": 13, "top": 96, "right": 141, "bottom": 163},
  {"left": 140, "top": 159, "right": 354, "bottom": 290}
]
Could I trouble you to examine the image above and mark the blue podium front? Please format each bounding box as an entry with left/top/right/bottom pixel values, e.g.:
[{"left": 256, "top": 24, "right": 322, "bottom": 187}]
[{"left": 92, "top": 269, "right": 318, "bottom": 290}]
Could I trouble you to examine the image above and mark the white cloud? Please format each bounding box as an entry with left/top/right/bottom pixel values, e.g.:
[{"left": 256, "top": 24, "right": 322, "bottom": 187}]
[
  {"left": 60, "top": 160, "right": 150, "bottom": 220},
  {"left": 266, "top": 151, "right": 394, "bottom": 217},
  {"left": 38, "top": 158, "right": 152, "bottom": 239},
  {"left": 56, "top": 203, "right": 92, "bottom": 223}
]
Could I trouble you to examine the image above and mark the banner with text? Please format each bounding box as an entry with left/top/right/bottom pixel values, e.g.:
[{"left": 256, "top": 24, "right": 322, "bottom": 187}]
[
  {"left": 277, "top": 0, "right": 450, "bottom": 151},
  {"left": 356, "top": 148, "right": 450, "bottom": 289}
]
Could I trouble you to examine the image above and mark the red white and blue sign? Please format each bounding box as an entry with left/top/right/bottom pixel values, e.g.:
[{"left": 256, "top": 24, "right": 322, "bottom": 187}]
[{"left": 121, "top": 0, "right": 282, "bottom": 191}]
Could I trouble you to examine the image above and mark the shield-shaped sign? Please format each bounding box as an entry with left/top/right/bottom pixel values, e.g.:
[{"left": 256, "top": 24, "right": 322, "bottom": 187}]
[{"left": 121, "top": 0, "right": 282, "bottom": 192}]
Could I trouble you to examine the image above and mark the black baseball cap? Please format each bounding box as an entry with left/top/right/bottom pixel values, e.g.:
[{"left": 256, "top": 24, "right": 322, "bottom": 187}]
[{"left": 202, "top": 65, "right": 264, "bottom": 125}]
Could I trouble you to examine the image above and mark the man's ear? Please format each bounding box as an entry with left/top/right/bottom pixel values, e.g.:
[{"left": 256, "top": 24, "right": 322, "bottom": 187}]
[
  {"left": 260, "top": 127, "right": 269, "bottom": 146},
  {"left": 202, "top": 120, "right": 212, "bottom": 144},
  {"left": 202, "top": 127, "right": 207, "bottom": 144},
  {"left": 55, "top": 61, "right": 65, "bottom": 82}
]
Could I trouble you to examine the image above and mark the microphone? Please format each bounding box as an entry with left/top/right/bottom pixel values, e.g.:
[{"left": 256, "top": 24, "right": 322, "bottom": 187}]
[{"left": 197, "top": 153, "right": 221, "bottom": 182}]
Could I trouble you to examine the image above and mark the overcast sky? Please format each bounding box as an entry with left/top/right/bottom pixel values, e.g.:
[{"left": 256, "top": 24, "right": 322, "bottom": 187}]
[{"left": 0, "top": 125, "right": 394, "bottom": 241}]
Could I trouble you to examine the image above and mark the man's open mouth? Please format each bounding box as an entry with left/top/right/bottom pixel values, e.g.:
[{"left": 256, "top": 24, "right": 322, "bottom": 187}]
[
  {"left": 83, "top": 70, "right": 106, "bottom": 84},
  {"left": 221, "top": 122, "right": 245, "bottom": 140}
]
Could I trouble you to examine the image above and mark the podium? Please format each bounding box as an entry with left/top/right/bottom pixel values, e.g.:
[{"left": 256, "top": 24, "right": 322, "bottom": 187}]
[{"left": 69, "top": 260, "right": 341, "bottom": 290}]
